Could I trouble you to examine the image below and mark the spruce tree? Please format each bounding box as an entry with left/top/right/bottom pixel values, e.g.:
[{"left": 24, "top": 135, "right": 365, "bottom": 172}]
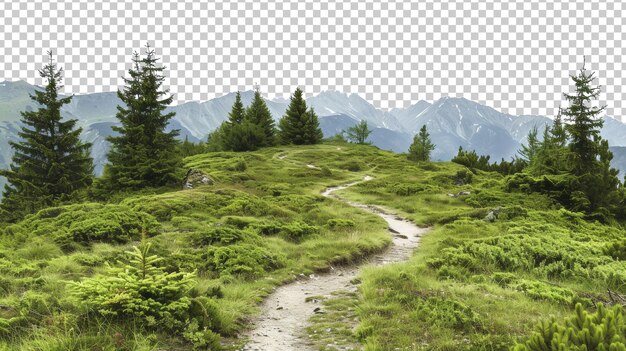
[
  {"left": 105, "top": 46, "right": 180, "bottom": 189},
  {"left": 408, "top": 125, "right": 435, "bottom": 162},
  {"left": 518, "top": 126, "right": 540, "bottom": 162},
  {"left": 219, "top": 89, "right": 274, "bottom": 152},
  {"left": 279, "top": 87, "right": 323, "bottom": 145},
  {"left": 561, "top": 61, "right": 619, "bottom": 215},
  {"left": 0, "top": 51, "right": 93, "bottom": 221},
  {"left": 303, "top": 107, "right": 323, "bottom": 144},
  {"left": 562, "top": 61, "right": 606, "bottom": 175},
  {"left": 550, "top": 107, "right": 568, "bottom": 148},
  {"left": 244, "top": 88, "right": 276, "bottom": 147},
  {"left": 228, "top": 91, "right": 245, "bottom": 124}
]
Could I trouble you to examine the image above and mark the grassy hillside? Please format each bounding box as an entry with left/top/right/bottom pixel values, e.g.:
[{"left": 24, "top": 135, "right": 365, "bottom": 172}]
[
  {"left": 0, "top": 142, "right": 624, "bottom": 350},
  {"left": 0, "top": 144, "right": 392, "bottom": 350},
  {"left": 329, "top": 156, "right": 626, "bottom": 350}
]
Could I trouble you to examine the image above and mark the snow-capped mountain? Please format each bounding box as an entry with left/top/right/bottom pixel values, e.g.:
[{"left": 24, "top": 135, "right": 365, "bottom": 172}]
[
  {"left": 307, "top": 91, "right": 404, "bottom": 131},
  {"left": 2, "top": 80, "right": 626, "bottom": 198},
  {"left": 393, "top": 96, "right": 553, "bottom": 160}
]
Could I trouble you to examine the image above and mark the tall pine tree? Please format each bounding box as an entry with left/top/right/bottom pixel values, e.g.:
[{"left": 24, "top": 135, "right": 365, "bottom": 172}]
[
  {"left": 244, "top": 88, "right": 276, "bottom": 147},
  {"left": 562, "top": 61, "right": 606, "bottom": 175},
  {"left": 0, "top": 52, "right": 93, "bottom": 221},
  {"left": 105, "top": 46, "right": 180, "bottom": 189},
  {"left": 561, "top": 61, "right": 620, "bottom": 215},
  {"left": 279, "top": 87, "right": 323, "bottom": 145}
]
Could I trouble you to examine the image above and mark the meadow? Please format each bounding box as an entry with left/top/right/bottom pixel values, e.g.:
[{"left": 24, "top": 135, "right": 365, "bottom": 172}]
[{"left": 1, "top": 142, "right": 624, "bottom": 350}]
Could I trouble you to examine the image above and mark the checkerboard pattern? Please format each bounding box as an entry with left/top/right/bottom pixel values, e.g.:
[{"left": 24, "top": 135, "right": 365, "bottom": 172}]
[{"left": 1, "top": 0, "right": 624, "bottom": 118}]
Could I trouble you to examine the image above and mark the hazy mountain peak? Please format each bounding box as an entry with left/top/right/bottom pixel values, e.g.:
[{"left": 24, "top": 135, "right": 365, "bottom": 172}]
[
  {"left": 0, "top": 79, "right": 34, "bottom": 88},
  {"left": 316, "top": 90, "right": 350, "bottom": 98}
]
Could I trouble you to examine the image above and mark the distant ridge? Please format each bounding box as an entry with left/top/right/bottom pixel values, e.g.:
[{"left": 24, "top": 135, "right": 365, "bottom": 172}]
[{"left": 2, "top": 80, "right": 626, "bottom": 198}]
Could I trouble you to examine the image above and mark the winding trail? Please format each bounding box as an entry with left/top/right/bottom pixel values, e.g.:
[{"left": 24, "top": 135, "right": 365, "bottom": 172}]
[{"left": 240, "top": 176, "right": 428, "bottom": 351}]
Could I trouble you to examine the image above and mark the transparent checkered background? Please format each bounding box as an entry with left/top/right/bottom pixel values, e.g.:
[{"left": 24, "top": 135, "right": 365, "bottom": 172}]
[{"left": 1, "top": 0, "right": 624, "bottom": 118}]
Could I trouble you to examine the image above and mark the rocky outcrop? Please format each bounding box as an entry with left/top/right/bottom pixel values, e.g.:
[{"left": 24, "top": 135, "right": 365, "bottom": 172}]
[
  {"left": 183, "top": 169, "right": 214, "bottom": 189},
  {"left": 484, "top": 206, "right": 502, "bottom": 222}
]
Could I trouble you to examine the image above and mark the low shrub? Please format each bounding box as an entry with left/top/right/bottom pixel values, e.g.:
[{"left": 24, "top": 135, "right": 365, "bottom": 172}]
[
  {"left": 190, "top": 226, "right": 249, "bottom": 246},
  {"left": 279, "top": 221, "right": 319, "bottom": 242},
  {"left": 512, "top": 303, "right": 626, "bottom": 351},
  {"left": 414, "top": 297, "right": 482, "bottom": 331},
  {"left": 202, "top": 244, "right": 285, "bottom": 279},
  {"left": 326, "top": 218, "right": 356, "bottom": 229},
  {"left": 10, "top": 203, "right": 160, "bottom": 247}
]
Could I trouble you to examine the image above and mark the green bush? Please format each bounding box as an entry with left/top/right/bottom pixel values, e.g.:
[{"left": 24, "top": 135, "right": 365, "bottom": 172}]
[
  {"left": 222, "top": 216, "right": 260, "bottom": 229},
  {"left": 605, "top": 239, "right": 626, "bottom": 261},
  {"left": 512, "top": 303, "right": 626, "bottom": 351},
  {"left": 188, "top": 296, "right": 223, "bottom": 332},
  {"left": 390, "top": 183, "right": 432, "bottom": 196},
  {"left": 454, "top": 169, "right": 473, "bottom": 185},
  {"left": 509, "top": 279, "right": 582, "bottom": 306},
  {"left": 202, "top": 244, "right": 285, "bottom": 279},
  {"left": 498, "top": 205, "right": 529, "bottom": 220},
  {"left": 414, "top": 297, "right": 482, "bottom": 331},
  {"left": 326, "top": 218, "right": 356, "bottom": 229},
  {"left": 10, "top": 203, "right": 160, "bottom": 247},
  {"left": 226, "top": 158, "right": 247, "bottom": 172},
  {"left": 71, "top": 245, "right": 196, "bottom": 331},
  {"left": 190, "top": 226, "right": 249, "bottom": 246},
  {"left": 279, "top": 221, "right": 319, "bottom": 242}
]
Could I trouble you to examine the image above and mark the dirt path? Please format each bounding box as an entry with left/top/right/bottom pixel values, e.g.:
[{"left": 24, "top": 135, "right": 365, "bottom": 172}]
[{"left": 240, "top": 176, "right": 427, "bottom": 351}]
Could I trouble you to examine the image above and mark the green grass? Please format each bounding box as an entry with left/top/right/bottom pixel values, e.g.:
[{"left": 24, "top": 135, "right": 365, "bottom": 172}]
[
  {"left": 306, "top": 291, "right": 361, "bottom": 351},
  {"left": 0, "top": 142, "right": 393, "bottom": 350},
  {"left": 335, "top": 156, "right": 626, "bottom": 351},
  {"left": 1, "top": 142, "right": 624, "bottom": 350}
]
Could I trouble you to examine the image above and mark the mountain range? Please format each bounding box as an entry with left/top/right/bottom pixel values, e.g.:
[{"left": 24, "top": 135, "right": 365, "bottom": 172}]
[{"left": 2, "top": 80, "right": 626, "bottom": 197}]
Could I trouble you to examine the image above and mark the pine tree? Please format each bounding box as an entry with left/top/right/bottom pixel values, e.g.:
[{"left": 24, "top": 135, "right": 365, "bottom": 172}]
[
  {"left": 518, "top": 126, "right": 540, "bottom": 162},
  {"left": 303, "top": 107, "right": 323, "bottom": 144},
  {"left": 408, "top": 125, "right": 435, "bottom": 162},
  {"left": 72, "top": 244, "right": 196, "bottom": 330},
  {"left": 105, "top": 45, "right": 181, "bottom": 189},
  {"left": 0, "top": 51, "right": 93, "bottom": 221},
  {"left": 228, "top": 91, "right": 245, "bottom": 124},
  {"left": 346, "top": 120, "right": 372, "bottom": 144},
  {"left": 550, "top": 107, "right": 568, "bottom": 148},
  {"left": 244, "top": 88, "right": 276, "bottom": 147},
  {"left": 218, "top": 89, "right": 275, "bottom": 152},
  {"left": 279, "top": 87, "right": 323, "bottom": 145},
  {"left": 560, "top": 60, "right": 619, "bottom": 215},
  {"left": 177, "top": 136, "right": 206, "bottom": 158},
  {"left": 513, "top": 61, "right": 621, "bottom": 218},
  {"left": 562, "top": 60, "right": 606, "bottom": 175}
]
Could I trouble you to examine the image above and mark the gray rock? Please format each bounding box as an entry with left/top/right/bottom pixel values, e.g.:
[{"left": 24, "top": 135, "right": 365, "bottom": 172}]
[
  {"left": 484, "top": 206, "right": 502, "bottom": 222},
  {"left": 183, "top": 168, "right": 214, "bottom": 189},
  {"left": 484, "top": 212, "right": 497, "bottom": 222}
]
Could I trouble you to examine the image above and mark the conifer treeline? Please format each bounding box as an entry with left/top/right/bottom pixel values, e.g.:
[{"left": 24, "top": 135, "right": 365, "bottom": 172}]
[
  {"left": 209, "top": 87, "right": 323, "bottom": 152},
  {"left": 508, "top": 62, "right": 622, "bottom": 220},
  {"left": 0, "top": 47, "right": 325, "bottom": 222},
  {"left": 447, "top": 61, "right": 624, "bottom": 221}
]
